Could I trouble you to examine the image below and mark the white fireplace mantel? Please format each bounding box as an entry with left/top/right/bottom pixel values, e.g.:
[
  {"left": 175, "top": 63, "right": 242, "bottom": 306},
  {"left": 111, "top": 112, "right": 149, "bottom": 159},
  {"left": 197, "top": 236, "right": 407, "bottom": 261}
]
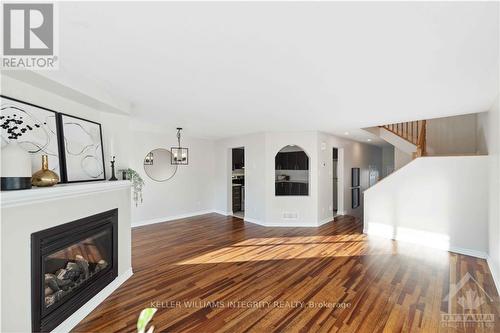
[
  {"left": 1, "top": 180, "right": 131, "bottom": 208},
  {"left": 1, "top": 179, "right": 133, "bottom": 332}
]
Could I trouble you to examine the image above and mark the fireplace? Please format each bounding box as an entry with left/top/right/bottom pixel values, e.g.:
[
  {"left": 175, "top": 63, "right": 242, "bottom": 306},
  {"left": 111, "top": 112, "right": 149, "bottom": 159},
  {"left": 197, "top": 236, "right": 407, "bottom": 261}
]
[{"left": 31, "top": 209, "right": 118, "bottom": 332}]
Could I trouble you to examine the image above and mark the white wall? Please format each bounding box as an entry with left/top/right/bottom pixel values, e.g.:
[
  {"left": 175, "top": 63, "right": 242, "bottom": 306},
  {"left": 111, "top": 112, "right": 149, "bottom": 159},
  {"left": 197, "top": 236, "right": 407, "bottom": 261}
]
[
  {"left": 265, "top": 132, "right": 319, "bottom": 226},
  {"left": 1, "top": 75, "right": 216, "bottom": 226},
  {"left": 3, "top": 73, "right": 384, "bottom": 229},
  {"left": 213, "top": 132, "right": 267, "bottom": 222},
  {"left": 215, "top": 132, "right": 382, "bottom": 226},
  {"left": 214, "top": 131, "right": 320, "bottom": 226},
  {"left": 213, "top": 131, "right": 382, "bottom": 227},
  {"left": 364, "top": 156, "right": 489, "bottom": 257},
  {"left": 320, "top": 134, "right": 382, "bottom": 219},
  {"left": 129, "top": 129, "right": 215, "bottom": 226},
  {"left": 368, "top": 113, "right": 487, "bottom": 171},
  {"left": 426, "top": 113, "right": 486, "bottom": 156},
  {"left": 382, "top": 146, "right": 395, "bottom": 177},
  {"left": 365, "top": 126, "right": 416, "bottom": 155},
  {"left": 395, "top": 147, "right": 412, "bottom": 169},
  {"left": 482, "top": 95, "right": 500, "bottom": 290},
  {"left": 1, "top": 75, "right": 131, "bottom": 176}
]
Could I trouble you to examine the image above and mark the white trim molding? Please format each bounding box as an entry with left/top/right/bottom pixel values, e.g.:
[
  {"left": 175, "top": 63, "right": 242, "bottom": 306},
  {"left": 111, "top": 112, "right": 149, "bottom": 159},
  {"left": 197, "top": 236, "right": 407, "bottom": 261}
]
[
  {"left": 487, "top": 257, "right": 500, "bottom": 296},
  {"left": 52, "top": 268, "right": 133, "bottom": 333},
  {"left": 1, "top": 180, "right": 131, "bottom": 208},
  {"left": 448, "top": 247, "right": 488, "bottom": 259},
  {"left": 213, "top": 210, "right": 232, "bottom": 216},
  {"left": 318, "top": 216, "right": 334, "bottom": 226},
  {"left": 244, "top": 217, "right": 266, "bottom": 226},
  {"left": 365, "top": 224, "right": 488, "bottom": 259},
  {"left": 244, "top": 216, "right": 336, "bottom": 228},
  {"left": 132, "top": 210, "right": 214, "bottom": 227},
  {"left": 264, "top": 221, "right": 324, "bottom": 227}
]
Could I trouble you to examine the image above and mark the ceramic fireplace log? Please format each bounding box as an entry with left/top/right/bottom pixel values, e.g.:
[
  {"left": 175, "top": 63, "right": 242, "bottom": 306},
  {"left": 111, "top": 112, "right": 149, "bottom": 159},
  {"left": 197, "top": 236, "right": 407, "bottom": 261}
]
[{"left": 43, "top": 257, "right": 109, "bottom": 308}]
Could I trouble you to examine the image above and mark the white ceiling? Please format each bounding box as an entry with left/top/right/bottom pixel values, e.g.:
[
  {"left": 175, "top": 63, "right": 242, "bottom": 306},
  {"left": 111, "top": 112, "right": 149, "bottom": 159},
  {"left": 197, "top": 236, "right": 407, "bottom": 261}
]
[{"left": 55, "top": 2, "right": 498, "bottom": 139}]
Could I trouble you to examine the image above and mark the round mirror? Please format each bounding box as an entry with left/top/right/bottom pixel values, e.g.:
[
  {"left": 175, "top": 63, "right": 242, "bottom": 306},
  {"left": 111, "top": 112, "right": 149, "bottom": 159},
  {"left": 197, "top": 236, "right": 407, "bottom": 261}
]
[{"left": 143, "top": 148, "right": 177, "bottom": 182}]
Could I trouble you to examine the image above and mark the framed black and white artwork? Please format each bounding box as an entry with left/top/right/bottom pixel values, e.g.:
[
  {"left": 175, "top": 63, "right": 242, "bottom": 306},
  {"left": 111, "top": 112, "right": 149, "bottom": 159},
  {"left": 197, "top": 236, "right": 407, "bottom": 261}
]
[
  {"left": 58, "top": 113, "right": 106, "bottom": 182},
  {"left": 0, "top": 95, "right": 62, "bottom": 177},
  {"left": 351, "top": 167, "right": 360, "bottom": 187},
  {"left": 352, "top": 188, "right": 360, "bottom": 209}
]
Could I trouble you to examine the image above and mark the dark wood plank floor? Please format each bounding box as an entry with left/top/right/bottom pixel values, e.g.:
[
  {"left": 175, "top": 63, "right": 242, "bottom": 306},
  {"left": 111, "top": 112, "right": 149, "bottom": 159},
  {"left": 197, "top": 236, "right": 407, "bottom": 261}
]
[{"left": 73, "top": 214, "right": 500, "bottom": 332}]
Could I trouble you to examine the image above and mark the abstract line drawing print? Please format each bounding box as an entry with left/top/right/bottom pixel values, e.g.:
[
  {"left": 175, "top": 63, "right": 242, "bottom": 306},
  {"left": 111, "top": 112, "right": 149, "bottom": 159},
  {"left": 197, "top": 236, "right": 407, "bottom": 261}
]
[
  {"left": 0, "top": 96, "right": 61, "bottom": 175},
  {"left": 60, "top": 114, "right": 105, "bottom": 182}
]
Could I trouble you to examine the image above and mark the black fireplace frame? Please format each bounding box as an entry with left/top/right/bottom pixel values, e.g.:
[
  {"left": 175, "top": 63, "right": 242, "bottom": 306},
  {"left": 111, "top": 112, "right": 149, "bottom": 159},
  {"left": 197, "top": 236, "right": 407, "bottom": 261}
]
[{"left": 31, "top": 209, "right": 118, "bottom": 333}]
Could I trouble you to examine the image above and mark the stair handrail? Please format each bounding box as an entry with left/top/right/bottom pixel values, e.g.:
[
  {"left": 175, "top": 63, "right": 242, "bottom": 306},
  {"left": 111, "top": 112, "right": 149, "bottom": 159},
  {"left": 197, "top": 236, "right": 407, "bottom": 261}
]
[
  {"left": 380, "top": 119, "right": 426, "bottom": 157},
  {"left": 416, "top": 120, "right": 426, "bottom": 157}
]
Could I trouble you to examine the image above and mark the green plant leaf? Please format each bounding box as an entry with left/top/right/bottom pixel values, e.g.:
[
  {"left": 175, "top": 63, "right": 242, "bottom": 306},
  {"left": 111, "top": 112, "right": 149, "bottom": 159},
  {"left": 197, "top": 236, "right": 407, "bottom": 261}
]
[
  {"left": 125, "top": 168, "right": 145, "bottom": 206},
  {"left": 137, "top": 308, "right": 157, "bottom": 333}
]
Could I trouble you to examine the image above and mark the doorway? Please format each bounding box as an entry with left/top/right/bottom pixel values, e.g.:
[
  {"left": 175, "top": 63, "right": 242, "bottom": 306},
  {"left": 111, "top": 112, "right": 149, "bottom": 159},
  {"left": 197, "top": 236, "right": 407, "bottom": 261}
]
[{"left": 231, "top": 147, "right": 245, "bottom": 219}]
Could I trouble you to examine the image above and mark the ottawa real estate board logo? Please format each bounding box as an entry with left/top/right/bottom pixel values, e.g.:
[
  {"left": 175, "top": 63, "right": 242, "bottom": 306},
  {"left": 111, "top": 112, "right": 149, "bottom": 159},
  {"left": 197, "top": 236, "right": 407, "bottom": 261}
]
[
  {"left": 441, "top": 272, "right": 495, "bottom": 329},
  {"left": 2, "top": 3, "right": 58, "bottom": 70}
]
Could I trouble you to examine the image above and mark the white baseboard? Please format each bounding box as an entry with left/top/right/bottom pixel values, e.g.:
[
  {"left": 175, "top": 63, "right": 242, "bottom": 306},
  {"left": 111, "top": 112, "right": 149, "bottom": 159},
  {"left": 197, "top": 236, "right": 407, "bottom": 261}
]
[
  {"left": 365, "top": 223, "right": 488, "bottom": 259},
  {"left": 244, "top": 217, "right": 335, "bottom": 228},
  {"left": 262, "top": 221, "right": 325, "bottom": 227},
  {"left": 244, "top": 217, "right": 266, "bottom": 226},
  {"left": 449, "top": 246, "right": 488, "bottom": 259},
  {"left": 213, "top": 210, "right": 232, "bottom": 216},
  {"left": 53, "top": 267, "right": 133, "bottom": 333},
  {"left": 132, "top": 210, "right": 214, "bottom": 227},
  {"left": 318, "top": 216, "right": 334, "bottom": 226},
  {"left": 487, "top": 257, "right": 500, "bottom": 296},
  {"left": 265, "top": 223, "right": 320, "bottom": 227}
]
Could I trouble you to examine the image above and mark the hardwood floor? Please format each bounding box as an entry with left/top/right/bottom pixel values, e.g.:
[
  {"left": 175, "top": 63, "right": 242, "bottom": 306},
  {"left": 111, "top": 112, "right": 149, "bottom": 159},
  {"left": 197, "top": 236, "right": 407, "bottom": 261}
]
[{"left": 73, "top": 214, "right": 500, "bottom": 332}]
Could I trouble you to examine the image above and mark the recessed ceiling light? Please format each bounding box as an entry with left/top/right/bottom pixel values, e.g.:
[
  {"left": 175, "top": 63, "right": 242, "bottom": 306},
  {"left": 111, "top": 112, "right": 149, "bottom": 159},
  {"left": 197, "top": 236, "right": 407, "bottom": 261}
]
[
  {"left": 344, "top": 132, "right": 349, "bottom": 135},
  {"left": 367, "top": 139, "right": 372, "bottom": 142}
]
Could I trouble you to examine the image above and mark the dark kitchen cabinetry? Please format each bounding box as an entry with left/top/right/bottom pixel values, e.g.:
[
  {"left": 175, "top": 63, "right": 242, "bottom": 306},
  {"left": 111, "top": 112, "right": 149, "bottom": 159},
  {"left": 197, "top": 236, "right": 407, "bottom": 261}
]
[
  {"left": 287, "top": 152, "right": 297, "bottom": 170},
  {"left": 232, "top": 186, "right": 242, "bottom": 211},
  {"left": 275, "top": 153, "right": 284, "bottom": 170},
  {"left": 232, "top": 148, "right": 244, "bottom": 170},
  {"left": 275, "top": 182, "right": 284, "bottom": 195},
  {"left": 275, "top": 146, "right": 309, "bottom": 196},
  {"left": 275, "top": 151, "right": 308, "bottom": 170},
  {"left": 297, "top": 152, "right": 308, "bottom": 170},
  {"left": 275, "top": 182, "right": 309, "bottom": 196}
]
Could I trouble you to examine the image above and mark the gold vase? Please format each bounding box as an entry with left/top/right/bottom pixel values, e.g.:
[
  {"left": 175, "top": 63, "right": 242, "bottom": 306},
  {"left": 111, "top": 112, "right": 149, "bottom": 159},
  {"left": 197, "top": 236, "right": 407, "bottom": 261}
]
[{"left": 32, "top": 155, "right": 59, "bottom": 187}]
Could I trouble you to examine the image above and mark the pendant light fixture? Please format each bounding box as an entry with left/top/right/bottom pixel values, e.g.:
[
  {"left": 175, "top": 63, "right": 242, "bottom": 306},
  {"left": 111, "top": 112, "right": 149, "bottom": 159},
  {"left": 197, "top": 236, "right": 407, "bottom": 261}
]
[
  {"left": 171, "top": 127, "right": 189, "bottom": 165},
  {"left": 144, "top": 151, "right": 154, "bottom": 165}
]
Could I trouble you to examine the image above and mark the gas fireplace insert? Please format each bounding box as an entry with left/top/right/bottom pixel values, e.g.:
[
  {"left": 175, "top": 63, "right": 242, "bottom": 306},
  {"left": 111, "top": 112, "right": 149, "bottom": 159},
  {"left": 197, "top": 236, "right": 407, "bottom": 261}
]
[{"left": 31, "top": 209, "right": 118, "bottom": 332}]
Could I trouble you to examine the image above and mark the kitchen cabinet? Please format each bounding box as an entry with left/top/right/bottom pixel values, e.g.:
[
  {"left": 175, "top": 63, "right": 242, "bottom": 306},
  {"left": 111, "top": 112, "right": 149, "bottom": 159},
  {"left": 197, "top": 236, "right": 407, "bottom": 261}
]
[
  {"left": 275, "top": 182, "right": 283, "bottom": 195},
  {"left": 275, "top": 153, "right": 286, "bottom": 170},
  {"left": 232, "top": 186, "right": 242, "bottom": 211},
  {"left": 275, "top": 182, "right": 309, "bottom": 196},
  {"left": 297, "top": 152, "right": 308, "bottom": 170},
  {"left": 232, "top": 149, "right": 244, "bottom": 170},
  {"left": 288, "top": 152, "right": 298, "bottom": 170},
  {"left": 300, "top": 183, "right": 309, "bottom": 195}
]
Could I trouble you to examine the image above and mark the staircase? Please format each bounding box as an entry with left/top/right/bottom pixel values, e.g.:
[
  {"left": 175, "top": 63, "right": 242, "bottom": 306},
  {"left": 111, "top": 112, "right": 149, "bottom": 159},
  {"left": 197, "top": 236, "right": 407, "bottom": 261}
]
[
  {"left": 363, "top": 115, "right": 489, "bottom": 255},
  {"left": 380, "top": 120, "right": 427, "bottom": 158}
]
